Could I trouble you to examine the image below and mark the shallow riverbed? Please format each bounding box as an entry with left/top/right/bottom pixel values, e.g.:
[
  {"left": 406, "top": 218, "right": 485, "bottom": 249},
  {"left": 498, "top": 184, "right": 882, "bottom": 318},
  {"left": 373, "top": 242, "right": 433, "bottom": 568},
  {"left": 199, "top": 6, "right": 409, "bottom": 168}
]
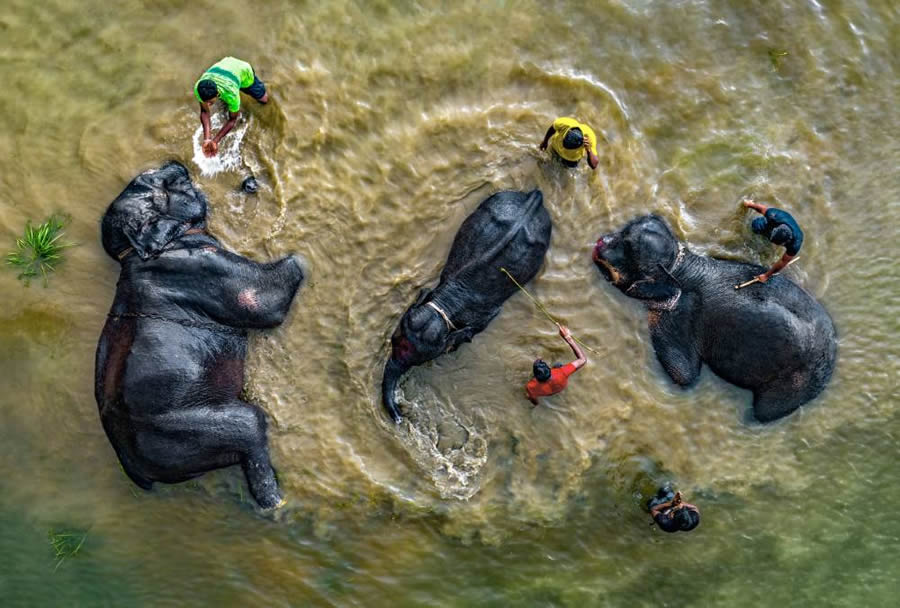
[{"left": 1, "top": 1, "right": 898, "bottom": 605}]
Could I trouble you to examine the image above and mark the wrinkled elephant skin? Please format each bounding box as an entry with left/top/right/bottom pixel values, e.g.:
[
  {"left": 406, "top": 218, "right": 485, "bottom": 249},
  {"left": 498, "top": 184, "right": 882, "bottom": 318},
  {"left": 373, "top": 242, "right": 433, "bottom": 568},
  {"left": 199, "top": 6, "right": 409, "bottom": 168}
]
[
  {"left": 94, "top": 161, "right": 304, "bottom": 508},
  {"left": 382, "top": 190, "right": 552, "bottom": 423},
  {"left": 592, "top": 215, "right": 836, "bottom": 422}
]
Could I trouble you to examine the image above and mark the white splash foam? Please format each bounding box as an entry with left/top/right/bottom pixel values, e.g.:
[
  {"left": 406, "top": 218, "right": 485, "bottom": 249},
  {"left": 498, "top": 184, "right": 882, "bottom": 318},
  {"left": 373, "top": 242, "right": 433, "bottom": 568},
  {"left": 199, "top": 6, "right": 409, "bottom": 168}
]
[
  {"left": 395, "top": 386, "right": 489, "bottom": 501},
  {"left": 192, "top": 114, "right": 251, "bottom": 177}
]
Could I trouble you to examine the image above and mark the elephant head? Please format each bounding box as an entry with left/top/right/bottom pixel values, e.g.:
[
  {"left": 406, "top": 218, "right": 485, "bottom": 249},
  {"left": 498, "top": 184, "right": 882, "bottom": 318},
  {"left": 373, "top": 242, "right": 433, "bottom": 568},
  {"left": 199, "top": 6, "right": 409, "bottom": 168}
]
[
  {"left": 592, "top": 215, "right": 683, "bottom": 307},
  {"left": 101, "top": 161, "right": 208, "bottom": 262},
  {"left": 381, "top": 297, "right": 453, "bottom": 424}
]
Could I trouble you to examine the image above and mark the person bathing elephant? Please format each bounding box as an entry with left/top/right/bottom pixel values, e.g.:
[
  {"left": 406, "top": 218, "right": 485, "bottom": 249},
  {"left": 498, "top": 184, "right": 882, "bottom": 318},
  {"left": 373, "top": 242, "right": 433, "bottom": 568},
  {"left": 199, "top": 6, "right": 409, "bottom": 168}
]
[
  {"left": 592, "top": 215, "right": 836, "bottom": 422},
  {"left": 382, "top": 189, "right": 552, "bottom": 423},
  {"left": 94, "top": 161, "right": 304, "bottom": 508}
]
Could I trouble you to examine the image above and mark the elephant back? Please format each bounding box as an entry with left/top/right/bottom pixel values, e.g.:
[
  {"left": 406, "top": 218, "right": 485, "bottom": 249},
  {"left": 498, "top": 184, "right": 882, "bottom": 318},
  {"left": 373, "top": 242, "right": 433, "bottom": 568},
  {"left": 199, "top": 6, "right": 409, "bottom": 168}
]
[
  {"left": 440, "top": 190, "right": 552, "bottom": 293},
  {"left": 700, "top": 257, "right": 837, "bottom": 400}
]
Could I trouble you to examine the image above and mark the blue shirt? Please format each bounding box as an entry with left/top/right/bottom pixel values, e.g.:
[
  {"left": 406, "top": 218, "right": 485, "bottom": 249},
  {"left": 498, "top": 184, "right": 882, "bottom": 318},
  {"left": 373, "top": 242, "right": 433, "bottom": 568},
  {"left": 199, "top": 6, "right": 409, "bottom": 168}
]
[{"left": 762, "top": 208, "right": 804, "bottom": 256}]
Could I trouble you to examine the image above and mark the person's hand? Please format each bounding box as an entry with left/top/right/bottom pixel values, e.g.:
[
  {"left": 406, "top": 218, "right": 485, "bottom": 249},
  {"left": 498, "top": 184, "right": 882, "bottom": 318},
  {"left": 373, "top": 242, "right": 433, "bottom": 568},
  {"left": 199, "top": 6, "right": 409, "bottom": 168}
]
[
  {"left": 756, "top": 273, "right": 769, "bottom": 283},
  {"left": 558, "top": 324, "right": 572, "bottom": 339},
  {"left": 202, "top": 139, "right": 218, "bottom": 157},
  {"left": 584, "top": 139, "right": 592, "bottom": 150},
  {"left": 742, "top": 199, "right": 755, "bottom": 207},
  {"left": 539, "top": 141, "right": 548, "bottom": 151}
]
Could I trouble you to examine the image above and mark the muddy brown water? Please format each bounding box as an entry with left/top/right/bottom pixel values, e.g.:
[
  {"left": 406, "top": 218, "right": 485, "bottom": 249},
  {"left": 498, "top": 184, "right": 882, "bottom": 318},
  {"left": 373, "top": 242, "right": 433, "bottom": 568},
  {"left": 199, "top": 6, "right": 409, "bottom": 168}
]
[{"left": 1, "top": 1, "right": 898, "bottom": 606}]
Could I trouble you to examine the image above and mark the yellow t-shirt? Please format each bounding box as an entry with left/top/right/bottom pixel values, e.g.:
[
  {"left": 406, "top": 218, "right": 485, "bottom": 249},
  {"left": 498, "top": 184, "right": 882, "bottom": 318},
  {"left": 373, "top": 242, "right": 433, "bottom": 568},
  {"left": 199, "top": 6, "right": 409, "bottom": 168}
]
[{"left": 549, "top": 117, "right": 598, "bottom": 163}]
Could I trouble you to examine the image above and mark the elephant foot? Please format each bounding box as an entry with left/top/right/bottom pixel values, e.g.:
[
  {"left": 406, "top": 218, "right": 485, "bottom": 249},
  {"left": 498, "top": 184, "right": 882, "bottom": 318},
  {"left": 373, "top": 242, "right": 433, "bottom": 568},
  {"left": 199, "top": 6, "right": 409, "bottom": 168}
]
[
  {"left": 751, "top": 385, "right": 804, "bottom": 423},
  {"left": 263, "top": 496, "right": 287, "bottom": 511},
  {"left": 242, "top": 455, "right": 283, "bottom": 509},
  {"left": 251, "top": 484, "right": 283, "bottom": 510}
]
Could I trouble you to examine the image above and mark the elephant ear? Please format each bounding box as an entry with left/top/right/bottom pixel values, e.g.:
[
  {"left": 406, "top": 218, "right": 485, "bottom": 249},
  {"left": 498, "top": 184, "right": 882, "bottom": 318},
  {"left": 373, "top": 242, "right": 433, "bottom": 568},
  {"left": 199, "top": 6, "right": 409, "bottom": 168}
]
[
  {"left": 634, "top": 227, "right": 676, "bottom": 276},
  {"left": 123, "top": 215, "right": 187, "bottom": 261}
]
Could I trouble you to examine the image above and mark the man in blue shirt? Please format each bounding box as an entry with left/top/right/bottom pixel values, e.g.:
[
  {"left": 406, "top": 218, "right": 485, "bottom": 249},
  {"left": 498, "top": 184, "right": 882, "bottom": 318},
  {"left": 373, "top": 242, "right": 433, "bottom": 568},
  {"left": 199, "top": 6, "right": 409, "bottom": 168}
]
[{"left": 743, "top": 199, "right": 804, "bottom": 283}]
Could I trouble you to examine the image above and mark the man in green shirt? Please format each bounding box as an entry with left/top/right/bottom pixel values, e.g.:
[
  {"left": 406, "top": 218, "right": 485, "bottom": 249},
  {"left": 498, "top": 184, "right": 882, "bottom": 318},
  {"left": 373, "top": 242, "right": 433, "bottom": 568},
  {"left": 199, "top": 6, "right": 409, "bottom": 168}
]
[{"left": 194, "top": 57, "right": 268, "bottom": 157}]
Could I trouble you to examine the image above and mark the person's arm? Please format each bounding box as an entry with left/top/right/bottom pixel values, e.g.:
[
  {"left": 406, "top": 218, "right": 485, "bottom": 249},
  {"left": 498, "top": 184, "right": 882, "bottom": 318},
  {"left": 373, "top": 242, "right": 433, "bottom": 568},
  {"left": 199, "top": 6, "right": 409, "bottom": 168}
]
[
  {"left": 757, "top": 252, "right": 795, "bottom": 283},
  {"left": 585, "top": 139, "right": 599, "bottom": 169},
  {"left": 649, "top": 502, "right": 669, "bottom": 518},
  {"left": 558, "top": 325, "right": 587, "bottom": 370},
  {"left": 212, "top": 110, "right": 241, "bottom": 144},
  {"left": 743, "top": 199, "right": 769, "bottom": 214},
  {"left": 199, "top": 103, "right": 212, "bottom": 141},
  {"left": 539, "top": 125, "right": 555, "bottom": 151},
  {"left": 649, "top": 492, "right": 681, "bottom": 517}
]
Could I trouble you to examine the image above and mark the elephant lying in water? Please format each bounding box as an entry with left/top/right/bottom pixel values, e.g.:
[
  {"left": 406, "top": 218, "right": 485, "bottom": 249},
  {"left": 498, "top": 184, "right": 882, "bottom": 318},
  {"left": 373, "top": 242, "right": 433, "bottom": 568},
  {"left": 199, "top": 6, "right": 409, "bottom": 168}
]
[
  {"left": 382, "top": 189, "right": 552, "bottom": 423},
  {"left": 94, "top": 161, "right": 304, "bottom": 508},
  {"left": 592, "top": 215, "right": 836, "bottom": 422}
]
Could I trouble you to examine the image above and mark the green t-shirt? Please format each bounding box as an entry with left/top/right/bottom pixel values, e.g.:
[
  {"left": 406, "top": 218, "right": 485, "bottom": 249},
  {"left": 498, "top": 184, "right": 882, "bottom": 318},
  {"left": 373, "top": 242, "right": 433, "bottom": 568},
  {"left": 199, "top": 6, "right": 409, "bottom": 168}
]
[{"left": 194, "top": 57, "right": 255, "bottom": 112}]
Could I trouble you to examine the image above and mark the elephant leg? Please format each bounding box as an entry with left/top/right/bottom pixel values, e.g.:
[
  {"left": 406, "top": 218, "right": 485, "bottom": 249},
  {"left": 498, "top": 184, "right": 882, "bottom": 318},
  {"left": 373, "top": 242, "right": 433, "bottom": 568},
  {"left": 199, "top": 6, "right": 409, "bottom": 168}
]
[
  {"left": 146, "top": 401, "right": 283, "bottom": 508},
  {"left": 445, "top": 326, "right": 476, "bottom": 352},
  {"left": 119, "top": 452, "right": 155, "bottom": 490},
  {"left": 650, "top": 306, "right": 701, "bottom": 387},
  {"left": 752, "top": 384, "right": 802, "bottom": 423}
]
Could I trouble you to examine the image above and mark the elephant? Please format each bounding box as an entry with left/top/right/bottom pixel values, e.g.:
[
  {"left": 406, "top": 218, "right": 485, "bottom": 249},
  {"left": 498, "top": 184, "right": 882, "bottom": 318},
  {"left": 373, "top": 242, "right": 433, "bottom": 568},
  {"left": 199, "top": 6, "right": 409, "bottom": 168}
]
[
  {"left": 382, "top": 189, "right": 552, "bottom": 423},
  {"left": 592, "top": 215, "right": 836, "bottom": 422},
  {"left": 94, "top": 161, "right": 304, "bottom": 508}
]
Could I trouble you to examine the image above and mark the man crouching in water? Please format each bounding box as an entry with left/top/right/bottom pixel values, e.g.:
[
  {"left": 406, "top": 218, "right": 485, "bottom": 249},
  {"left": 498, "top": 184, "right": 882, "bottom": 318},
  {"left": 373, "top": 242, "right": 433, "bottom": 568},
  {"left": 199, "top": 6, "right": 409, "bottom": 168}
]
[
  {"left": 526, "top": 324, "right": 587, "bottom": 406},
  {"left": 648, "top": 486, "right": 700, "bottom": 533}
]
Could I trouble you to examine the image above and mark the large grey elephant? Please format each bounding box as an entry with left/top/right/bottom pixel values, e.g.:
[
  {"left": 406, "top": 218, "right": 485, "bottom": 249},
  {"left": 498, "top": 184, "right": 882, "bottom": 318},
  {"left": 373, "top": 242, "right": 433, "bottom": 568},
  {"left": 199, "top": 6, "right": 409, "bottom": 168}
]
[
  {"left": 592, "top": 215, "right": 836, "bottom": 422},
  {"left": 381, "top": 189, "right": 552, "bottom": 423},
  {"left": 95, "top": 161, "right": 304, "bottom": 508}
]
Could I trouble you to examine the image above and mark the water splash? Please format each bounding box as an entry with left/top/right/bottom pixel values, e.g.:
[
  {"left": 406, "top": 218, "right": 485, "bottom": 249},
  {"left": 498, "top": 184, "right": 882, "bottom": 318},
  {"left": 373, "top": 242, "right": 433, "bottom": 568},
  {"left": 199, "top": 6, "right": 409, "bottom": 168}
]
[
  {"left": 191, "top": 114, "right": 251, "bottom": 177},
  {"left": 394, "top": 386, "right": 489, "bottom": 501}
]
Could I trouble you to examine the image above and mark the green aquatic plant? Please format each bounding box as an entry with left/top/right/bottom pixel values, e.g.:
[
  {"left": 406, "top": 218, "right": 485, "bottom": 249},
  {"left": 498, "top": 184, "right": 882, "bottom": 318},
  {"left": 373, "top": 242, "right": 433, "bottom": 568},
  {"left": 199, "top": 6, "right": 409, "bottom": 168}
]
[
  {"left": 6, "top": 215, "right": 75, "bottom": 286},
  {"left": 48, "top": 528, "right": 88, "bottom": 571}
]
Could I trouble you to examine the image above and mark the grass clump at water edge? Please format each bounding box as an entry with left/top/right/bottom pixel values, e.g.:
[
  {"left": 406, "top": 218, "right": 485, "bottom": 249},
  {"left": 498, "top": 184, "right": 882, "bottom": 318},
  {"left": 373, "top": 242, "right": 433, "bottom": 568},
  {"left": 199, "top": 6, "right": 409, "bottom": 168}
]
[
  {"left": 48, "top": 527, "right": 89, "bottom": 571},
  {"left": 6, "top": 214, "right": 75, "bottom": 287}
]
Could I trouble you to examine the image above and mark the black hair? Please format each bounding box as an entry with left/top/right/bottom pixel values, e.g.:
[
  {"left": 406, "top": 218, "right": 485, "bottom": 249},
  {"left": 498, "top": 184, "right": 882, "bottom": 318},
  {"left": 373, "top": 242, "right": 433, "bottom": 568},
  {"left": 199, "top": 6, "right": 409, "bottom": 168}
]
[
  {"left": 197, "top": 79, "right": 218, "bottom": 101},
  {"left": 241, "top": 176, "right": 259, "bottom": 194},
  {"left": 675, "top": 507, "right": 700, "bottom": 531},
  {"left": 562, "top": 127, "right": 584, "bottom": 150},
  {"left": 533, "top": 359, "right": 551, "bottom": 382},
  {"left": 770, "top": 224, "right": 793, "bottom": 246}
]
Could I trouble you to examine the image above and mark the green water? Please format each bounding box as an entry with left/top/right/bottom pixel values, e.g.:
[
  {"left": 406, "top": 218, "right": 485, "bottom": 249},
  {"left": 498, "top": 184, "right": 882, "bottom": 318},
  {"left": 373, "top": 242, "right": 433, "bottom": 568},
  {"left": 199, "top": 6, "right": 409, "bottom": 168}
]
[{"left": 1, "top": 0, "right": 898, "bottom": 606}]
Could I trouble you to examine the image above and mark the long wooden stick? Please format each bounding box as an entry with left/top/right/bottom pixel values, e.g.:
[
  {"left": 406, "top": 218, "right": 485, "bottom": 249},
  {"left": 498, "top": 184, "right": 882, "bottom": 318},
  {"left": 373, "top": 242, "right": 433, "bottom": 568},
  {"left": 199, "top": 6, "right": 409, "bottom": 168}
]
[
  {"left": 734, "top": 257, "right": 799, "bottom": 290},
  {"left": 500, "top": 267, "right": 604, "bottom": 356}
]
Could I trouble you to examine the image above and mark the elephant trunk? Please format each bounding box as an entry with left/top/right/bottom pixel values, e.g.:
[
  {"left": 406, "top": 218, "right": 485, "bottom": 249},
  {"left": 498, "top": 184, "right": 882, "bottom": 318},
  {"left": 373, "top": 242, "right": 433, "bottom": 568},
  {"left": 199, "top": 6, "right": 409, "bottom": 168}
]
[{"left": 381, "top": 358, "right": 409, "bottom": 424}]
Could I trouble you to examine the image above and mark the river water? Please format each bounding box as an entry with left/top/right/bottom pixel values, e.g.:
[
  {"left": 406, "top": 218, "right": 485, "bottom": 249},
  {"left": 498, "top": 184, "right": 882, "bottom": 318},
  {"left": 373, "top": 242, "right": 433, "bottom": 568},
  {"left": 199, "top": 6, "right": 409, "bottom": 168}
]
[{"left": 1, "top": 0, "right": 898, "bottom": 605}]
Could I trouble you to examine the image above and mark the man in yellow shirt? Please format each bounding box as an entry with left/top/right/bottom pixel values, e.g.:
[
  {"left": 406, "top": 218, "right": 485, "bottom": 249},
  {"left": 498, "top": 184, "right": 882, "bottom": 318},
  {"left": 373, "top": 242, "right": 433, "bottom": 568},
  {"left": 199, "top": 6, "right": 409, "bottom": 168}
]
[{"left": 539, "top": 117, "right": 599, "bottom": 169}]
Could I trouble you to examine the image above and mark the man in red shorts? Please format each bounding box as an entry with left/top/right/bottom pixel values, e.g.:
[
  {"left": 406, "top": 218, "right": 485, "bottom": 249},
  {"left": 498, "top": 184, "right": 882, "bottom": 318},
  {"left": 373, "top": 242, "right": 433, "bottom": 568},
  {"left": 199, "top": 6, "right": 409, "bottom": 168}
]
[{"left": 525, "top": 324, "right": 587, "bottom": 406}]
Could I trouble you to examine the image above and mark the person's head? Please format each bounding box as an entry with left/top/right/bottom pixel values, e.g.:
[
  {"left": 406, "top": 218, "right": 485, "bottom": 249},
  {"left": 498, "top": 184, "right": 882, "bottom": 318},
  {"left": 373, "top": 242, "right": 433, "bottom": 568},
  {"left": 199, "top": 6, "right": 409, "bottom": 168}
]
[
  {"left": 197, "top": 79, "right": 218, "bottom": 102},
  {"left": 533, "top": 359, "right": 551, "bottom": 382},
  {"left": 769, "top": 224, "right": 793, "bottom": 246},
  {"left": 751, "top": 217, "right": 768, "bottom": 234},
  {"left": 674, "top": 507, "right": 700, "bottom": 531},
  {"left": 562, "top": 127, "right": 584, "bottom": 150}
]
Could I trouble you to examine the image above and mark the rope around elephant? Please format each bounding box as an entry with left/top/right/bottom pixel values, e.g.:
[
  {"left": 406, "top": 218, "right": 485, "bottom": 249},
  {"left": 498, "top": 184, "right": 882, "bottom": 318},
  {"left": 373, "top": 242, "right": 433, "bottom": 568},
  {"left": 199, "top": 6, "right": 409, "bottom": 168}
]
[{"left": 499, "top": 267, "right": 605, "bottom": 356}]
